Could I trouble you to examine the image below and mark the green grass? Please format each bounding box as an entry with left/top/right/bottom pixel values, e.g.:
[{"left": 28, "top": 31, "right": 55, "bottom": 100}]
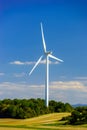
[{"left": 0, "top": 113, "right": 87, "bottom": 130}]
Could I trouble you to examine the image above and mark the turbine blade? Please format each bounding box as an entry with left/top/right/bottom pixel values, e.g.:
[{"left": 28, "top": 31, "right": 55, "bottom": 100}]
[
  {"left": 49, "top": 54, "right": 63, "bottom": 62},
  {"left": 40, "top": 22, "right": 46, "bottom": 53},
  {"left": 29, "top": 55, "right": 43, "bottom": 75}
]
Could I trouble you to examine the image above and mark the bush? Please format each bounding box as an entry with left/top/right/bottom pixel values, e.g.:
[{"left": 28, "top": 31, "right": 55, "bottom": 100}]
[{"left": 61, "top": 106, "right": 87, "bottom": 125}]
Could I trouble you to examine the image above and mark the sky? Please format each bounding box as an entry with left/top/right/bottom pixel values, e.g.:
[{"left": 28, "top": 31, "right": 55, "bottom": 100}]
[{"left": 0, "top": 0, "right": 87, "bottom": 104}]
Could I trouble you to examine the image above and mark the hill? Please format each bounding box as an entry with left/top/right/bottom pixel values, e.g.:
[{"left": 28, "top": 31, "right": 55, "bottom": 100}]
[
  {"left": 0, "top": 113, "right": 87, "bottom": 130},
  {"left": 72, "top": 104, "right": 87, "bottom": 108}
]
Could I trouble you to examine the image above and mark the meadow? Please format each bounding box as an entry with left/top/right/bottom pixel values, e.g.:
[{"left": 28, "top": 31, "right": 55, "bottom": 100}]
[{"left": 0, "top": 113, "right": 87, "bottom": 130}]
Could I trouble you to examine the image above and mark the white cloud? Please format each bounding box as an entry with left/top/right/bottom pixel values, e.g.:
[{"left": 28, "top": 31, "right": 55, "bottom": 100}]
[
  {"left": 0, "top": 73, "right": 5, "bottom": 76},
  {"left": 50, "top": 81, "right": 87, "bottom": 92},
  {"left": 0, "top": 91, "right": 3, "bottom": 95},
  {"left": 39, "top": 59, "right": 59, "bottom": 64},
  {"left": 0, "top": 82, "right": 44, "bottom": 99},
  {"left": 10, "top": 60, "right": 59, "bottom": 65},
  {"left": 10, "top": 61, "right": 25, "bottom": 65},
  {"left": 0, "top": 82, "right": 21, "bottom": 91},
  {"left": 0, "top": 80, "right": 87, "bottom": 104},
  {"left": 74, "top": 77, "right": 87, "bottom": 85},
  {"left": 75, "top": 77, "right": 87, "bottom": 80},
  {"left": 13, "top": 73, "right": 26, "bottom": 78},
  {"left": 0, "top": 81, "right": 86, "bottom": 92}
]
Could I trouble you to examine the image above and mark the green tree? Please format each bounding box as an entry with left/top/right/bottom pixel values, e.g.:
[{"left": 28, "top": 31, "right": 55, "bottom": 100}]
[{"left": 64, "top": 103, "right": 73, "bottom": 112}]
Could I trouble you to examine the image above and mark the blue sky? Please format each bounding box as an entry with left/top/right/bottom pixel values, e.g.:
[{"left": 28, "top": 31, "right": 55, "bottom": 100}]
[{"left": 0, "top": 0, "right": 87, "bottom": 104}]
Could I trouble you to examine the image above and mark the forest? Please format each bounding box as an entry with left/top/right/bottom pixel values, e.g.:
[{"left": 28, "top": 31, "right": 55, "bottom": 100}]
[
  {"left": 0, "top": 98, "right": 73, "bottom": 119},
  {"left": 61, "top": 106, "right": 87, "bottom": 125}
]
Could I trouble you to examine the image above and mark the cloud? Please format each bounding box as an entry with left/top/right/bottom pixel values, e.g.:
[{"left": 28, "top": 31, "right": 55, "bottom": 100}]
[
  {"left": 0, "top": 82, "right": 44, "bottom": 99},
  {"left": 75, "top": 77, "right": 87, "bottom": 80},
  {"left": 74, "top": 77, "right": 87, "bottom": 85},
  {"left": 0, "top": 81, "right": 86, "bottom": 92},
  {"left": 0, "top": 80, "right": 87, "bottom": 104},
  {"left": 0, "top": 82, "right": 19, "bottom": 90},
  {"left": 0, "top": 73, "right": 5, "bottom": 76},
  {"left": 13, "top": 73, "right": 26, "bottom": 78},
  {"left": 10, "top": 61, "right": 25, "bottom": 65},
  {"left": 50, "top": 81, "right": 87, "bottom": 92},
  {"left": 0, "top": 91, "right": 3, "bottom": 95},
  {"left": 39, "top": 59, "right": 59, "bottom": 64},
  {"left": 10, "top": 60, "right": 59, "bottom": 65}
]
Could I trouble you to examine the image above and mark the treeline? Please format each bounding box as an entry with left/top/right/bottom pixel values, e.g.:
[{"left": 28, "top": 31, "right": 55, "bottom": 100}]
[
  {"left": 61, "top": 106, "right": 87, "bottom": 125},
  {"left": 0, "top": 98, "right": 73, "bottom": 119}
]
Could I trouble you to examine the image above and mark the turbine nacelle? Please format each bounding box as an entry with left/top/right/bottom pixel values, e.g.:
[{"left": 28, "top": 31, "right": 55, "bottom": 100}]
[{"left": 45, "top": 51, "right": 52, "bottom": 55}]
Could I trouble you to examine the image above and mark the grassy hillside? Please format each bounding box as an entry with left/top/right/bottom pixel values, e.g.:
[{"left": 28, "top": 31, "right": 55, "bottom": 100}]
[{"left": 0, "top": 113, "right": 87, "bottom": 130}]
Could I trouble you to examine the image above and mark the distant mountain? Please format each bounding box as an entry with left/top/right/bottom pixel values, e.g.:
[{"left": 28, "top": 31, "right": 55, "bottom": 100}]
[{"left": 72, "top": 104, "right": 87, "bottom": 108}]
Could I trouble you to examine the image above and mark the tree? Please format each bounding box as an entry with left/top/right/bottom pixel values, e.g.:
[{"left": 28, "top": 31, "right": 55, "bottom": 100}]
[
  {"left": 62, "top": 106, "right": 87, "bottom": 125},
  {"left": 64, "top": 103, "right": 73, "bottom": 112},
  {"left": 0, "top": 99, "right": 73, "bottom": 119},
  {"left": 55, "top": 102, "right": 65, "bottom": 112}
]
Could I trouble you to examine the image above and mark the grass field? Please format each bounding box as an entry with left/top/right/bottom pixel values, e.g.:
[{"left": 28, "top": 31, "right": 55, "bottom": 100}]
[{"left": 0, "top": 113, "right": 87, "bottom": 130}]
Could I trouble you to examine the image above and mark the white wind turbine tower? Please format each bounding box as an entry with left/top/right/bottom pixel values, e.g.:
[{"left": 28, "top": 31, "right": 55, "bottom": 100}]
[{"left": 29, "top": 23, "right": 63, "bottom": 107}]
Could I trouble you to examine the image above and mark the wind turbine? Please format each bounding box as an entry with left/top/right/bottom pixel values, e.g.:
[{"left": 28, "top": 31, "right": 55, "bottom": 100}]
[{"left": 29, "top": 23, "right": 63, "bottom": 107}]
